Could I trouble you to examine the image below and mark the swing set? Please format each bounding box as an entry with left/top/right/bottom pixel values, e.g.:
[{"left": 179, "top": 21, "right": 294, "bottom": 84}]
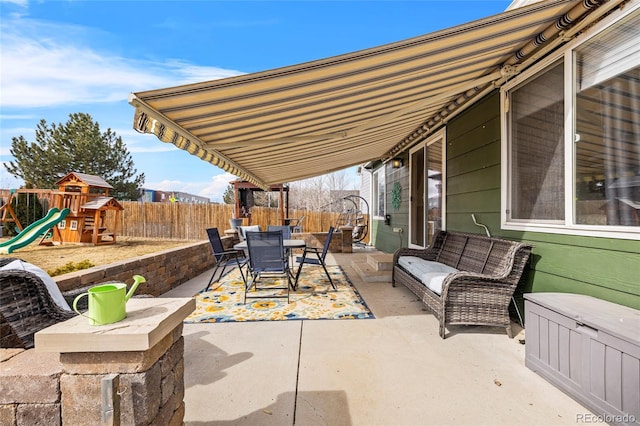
[{"left": 0, "top": 189, "right": 56, "bottom": 235}]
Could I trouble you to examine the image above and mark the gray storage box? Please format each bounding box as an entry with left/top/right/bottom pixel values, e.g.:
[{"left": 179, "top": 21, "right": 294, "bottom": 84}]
[{"left": 525, "top": 293, "right": 639, "bottom": 426}]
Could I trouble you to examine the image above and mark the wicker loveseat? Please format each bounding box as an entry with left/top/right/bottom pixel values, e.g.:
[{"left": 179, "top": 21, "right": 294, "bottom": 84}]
[{"left": 392, "top": 231, "right": 533, "bottom": 338}]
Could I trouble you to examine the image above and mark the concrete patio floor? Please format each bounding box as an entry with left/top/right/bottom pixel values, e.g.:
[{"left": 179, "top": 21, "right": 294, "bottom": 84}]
[{"left": 162, "top": 249, "right": 591, "bottom": 425}]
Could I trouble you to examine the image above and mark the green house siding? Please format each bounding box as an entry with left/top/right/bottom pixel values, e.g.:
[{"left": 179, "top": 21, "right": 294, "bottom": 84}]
[
  {"left": 376, "top": 90, "right": 640, "bottom": 310},
  {"left": 371, "top": 162, "right": 409, "bottom": 254},
  {"left": 446, "top": 92, "right": 502, "bottom": 234},
  {"left": 505, "top": 231, "right": 640, "bottom": 310}
]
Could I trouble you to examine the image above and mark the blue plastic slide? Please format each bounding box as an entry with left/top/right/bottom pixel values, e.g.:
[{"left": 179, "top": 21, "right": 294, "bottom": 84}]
[{"left": 0, "top": 208, "right": 71, "bottom": 254}]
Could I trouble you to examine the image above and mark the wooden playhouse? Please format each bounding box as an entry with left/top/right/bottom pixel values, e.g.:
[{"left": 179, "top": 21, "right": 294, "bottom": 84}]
[{"left": 53, "top": 172, "right": 123, "bottom": 245}]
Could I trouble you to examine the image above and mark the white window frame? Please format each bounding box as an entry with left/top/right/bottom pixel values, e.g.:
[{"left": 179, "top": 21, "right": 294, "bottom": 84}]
[
  {"left": 501, "top": 4, "right": 639, "bottom": 240},
  {"left": 372, "top": 167, "right": 386, "bottom": 219},
  {"left": 408, "top": 129, "right": 446, "bottom": 249}
]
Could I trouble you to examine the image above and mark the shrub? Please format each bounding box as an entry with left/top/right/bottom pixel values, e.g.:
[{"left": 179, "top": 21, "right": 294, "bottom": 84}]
[{"left": 48, "top": 260, "right": 95, "bottom": 277}]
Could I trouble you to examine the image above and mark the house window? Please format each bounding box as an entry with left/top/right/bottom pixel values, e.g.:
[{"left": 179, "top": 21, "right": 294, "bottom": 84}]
[
  {"left": 574, "top": 15, "right": 640, "bottom": 227},
  {"left": 503, "top": 9, "right": 639, "bottom": 238},
  {"left": 509, "top": 61, "right": 565, "bottom": 222},
  {"left": 373, "top": 167, "right": 385, "bottom": 218}
]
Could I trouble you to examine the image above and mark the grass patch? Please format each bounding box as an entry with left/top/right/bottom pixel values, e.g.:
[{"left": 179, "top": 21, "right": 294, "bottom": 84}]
[{"left": 47, "top": 260, "right": 95, "bottom": 277}]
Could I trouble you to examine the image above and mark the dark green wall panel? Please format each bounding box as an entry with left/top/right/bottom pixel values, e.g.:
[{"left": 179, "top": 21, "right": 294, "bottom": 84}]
[
  {"left": 447, "top": 212, "right": 501, "bottom": 236},
  {"left": 447, "top": 188, "right": 500, "bottom": 213},
  {"left": 446, "top": 142, "right": 501, "bottom": 177},
  {"left": 524, "top": 270, "right": 640, "bottom": 310},
  {"left": 447, "top": 165, "right": 500, "bottom": 195},
  {"left": 446, "top": 96, "right": 500, "bottom": 141},
  {"left": 527, "top": 240, "right": 638, "bottom": 293}
]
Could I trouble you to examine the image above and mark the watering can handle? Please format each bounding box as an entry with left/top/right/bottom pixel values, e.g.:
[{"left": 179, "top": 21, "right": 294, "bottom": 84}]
[
  {"left": 72, "top": 293, "right": 95, "bottom": 322},
  {"left": 133, "top": 275, "right": 146, "bottom": 285},
  {"left": 125, "top": 275, "right": 147, "bottom": 301}
]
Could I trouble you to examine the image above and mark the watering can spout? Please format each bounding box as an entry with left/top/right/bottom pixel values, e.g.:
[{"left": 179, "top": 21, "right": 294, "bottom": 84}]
[{"left": 125, "top": 275, "right": 146, "bottom": 302}]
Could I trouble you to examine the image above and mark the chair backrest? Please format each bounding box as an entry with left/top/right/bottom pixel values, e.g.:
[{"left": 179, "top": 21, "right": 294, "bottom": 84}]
[
  {"left": 238, "top": 225, "right": 261, "bottom": 241},
  {"left": 206, "top": 228, "right": 225, "bottom": 261},
  {"left": 267, "top": 225, "right": 291, "bottom": 239},
  {"left": 246, "top": 231, "right": 286, "bottom": 272},
  {"left": 320, "top": 226, "right": 335, "bottom": 261},
  {"left": 292, "top": 216, "right": 305, "bottom": 232}
]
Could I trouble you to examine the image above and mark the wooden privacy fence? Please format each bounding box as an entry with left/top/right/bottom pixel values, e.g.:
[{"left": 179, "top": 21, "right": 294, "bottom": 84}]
[{"left": 104, "top": 202, "right": 369, "bottom": 243}]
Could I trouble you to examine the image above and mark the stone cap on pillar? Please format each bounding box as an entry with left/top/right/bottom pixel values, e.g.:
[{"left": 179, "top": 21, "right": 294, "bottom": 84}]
[{"left": 35, "top": 298, "right": 195, "bottom": 353}]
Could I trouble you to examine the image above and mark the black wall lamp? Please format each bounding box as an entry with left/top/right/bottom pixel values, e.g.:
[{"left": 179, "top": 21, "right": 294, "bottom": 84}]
[{"left": 392, "top": 158, "right": 403, "bottom": 168}]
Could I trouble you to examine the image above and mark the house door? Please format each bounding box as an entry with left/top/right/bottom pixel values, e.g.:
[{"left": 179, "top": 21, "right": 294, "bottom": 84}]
[{"left": 409, "top": 131, "right": 445, "bottom": 248}]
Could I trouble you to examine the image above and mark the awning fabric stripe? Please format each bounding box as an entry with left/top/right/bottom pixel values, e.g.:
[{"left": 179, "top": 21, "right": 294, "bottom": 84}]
[{"left": 129, "top": 0, "right": 617, "bottom": 188}]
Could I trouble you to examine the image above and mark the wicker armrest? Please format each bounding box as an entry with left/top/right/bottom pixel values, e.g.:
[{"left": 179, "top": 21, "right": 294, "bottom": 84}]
[
  {"left": 393, "top": 247, "right": 438, "bottom": 265},
  {"left": 0, "top": 269, "right": 76, "bottom": 349},
  {"left": 441, "top": 271, "right": 515, "bottom": 294}
]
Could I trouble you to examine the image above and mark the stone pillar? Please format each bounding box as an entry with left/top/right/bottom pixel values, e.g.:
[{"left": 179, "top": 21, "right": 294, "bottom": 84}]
[
  {"left": 58, "top": 325, "right": 185, "bottom": 425},
  {"left": 35, "top": 298, "right": 195, "bottom": 426},
  {"left": 339, "top": 226, "right": 353, "bottom": 253}
]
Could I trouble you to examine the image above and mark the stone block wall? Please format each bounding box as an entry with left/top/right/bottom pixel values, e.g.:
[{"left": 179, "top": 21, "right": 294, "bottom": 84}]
[
  {"left": 0, "top": 349, "right": 63, "bottom": 425},
  {"left": 55, "top": 240, "right": 215, "bottom": 296},
  {"left": 296, "top": 227, "right": 353, "bottom": 254},
  {"left": 0, "top": 325, "right": 186, "bottom": 425}
]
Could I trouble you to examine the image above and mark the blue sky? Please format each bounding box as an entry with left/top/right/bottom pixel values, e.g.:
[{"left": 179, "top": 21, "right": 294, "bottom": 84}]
[{"left": 0, "top": 0, "right": 512, "bottom": 202}]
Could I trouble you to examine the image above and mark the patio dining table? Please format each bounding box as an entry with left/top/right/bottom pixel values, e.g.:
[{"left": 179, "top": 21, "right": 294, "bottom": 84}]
[
  {"left": 233, "top": 239, "right": 306, "bottom": 288},
  {"left": 232, "top": 239, "right": 306, "bottom": 251}
]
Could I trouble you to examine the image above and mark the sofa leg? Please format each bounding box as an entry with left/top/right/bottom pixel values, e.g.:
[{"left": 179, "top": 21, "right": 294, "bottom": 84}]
[
  {"left": 505, "top": 324, "right": 513, "bottom": 338},
  {"left": 439, "top": 323, "right": 446, "bottom": 339}
]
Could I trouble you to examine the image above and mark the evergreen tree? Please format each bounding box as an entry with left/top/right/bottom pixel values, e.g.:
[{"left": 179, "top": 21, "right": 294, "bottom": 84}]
[
  {"left": 5, "top": 113, "right": 145, "bottom": 200},
  {"left": 222, "top": 184, "right": 235, "bottom": 204}
]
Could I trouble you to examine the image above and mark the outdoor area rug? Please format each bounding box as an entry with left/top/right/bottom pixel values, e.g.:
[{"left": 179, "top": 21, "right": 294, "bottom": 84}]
[{"left": 184, "top": 265, "right": 375, "bottom": 323}]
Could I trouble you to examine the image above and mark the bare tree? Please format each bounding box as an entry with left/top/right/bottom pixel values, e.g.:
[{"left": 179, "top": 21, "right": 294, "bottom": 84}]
[{"left": 289, "top": 170, "right": 355, "bottom": 212}]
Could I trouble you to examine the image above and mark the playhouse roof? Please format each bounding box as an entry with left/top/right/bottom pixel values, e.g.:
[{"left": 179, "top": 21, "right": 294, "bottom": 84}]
[
  {"left": 81, "top": 196, "right": 124, "bottom": 210},
  {"left": 56, "top": 172, "right": 113, "bottom": 189}
]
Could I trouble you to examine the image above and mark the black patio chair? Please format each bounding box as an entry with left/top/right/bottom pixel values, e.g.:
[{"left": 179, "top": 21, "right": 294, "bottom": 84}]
[
  {"left": 266, "top": 225, "right": 292, "bottom": 239},
  {"left": 295, "top": 226, "right": 336, "bottom": 290},
  {"left": 203, "top": 228, "right": 248, "bottom": 292},
  {"left": 245, "top": 231, "right": 292, "bottom": 304},
  {"left": 290, "top": 216, "right": 305, "bottom": 233},
  {"left": 267, "top": 225, "right": 294, "bottom": 263}
]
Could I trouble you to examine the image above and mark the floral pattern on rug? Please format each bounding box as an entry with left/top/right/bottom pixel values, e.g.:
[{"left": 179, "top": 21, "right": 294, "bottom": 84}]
[{"left": 185, "top": 265, "right": 375, "bottom": 322}]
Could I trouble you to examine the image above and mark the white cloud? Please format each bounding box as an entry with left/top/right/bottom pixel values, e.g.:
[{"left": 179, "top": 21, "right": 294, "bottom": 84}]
[
  {"left": 116, "top": 130, "right": 180, "bottom": 154},
  {"left": 0, "top": 12, "right": 244, "bottom": 198},
  {"left": 0, "top": 0, "right": 27, "bottom": 7},
  {"left": 199, "top": 173, "right": 236, "bottom": 202},
  {"left": 0, "top": 16, "right": 244, "bottom": 109},
  {"left": 0, "top": 114, "right": 38, "bottom": 120}
]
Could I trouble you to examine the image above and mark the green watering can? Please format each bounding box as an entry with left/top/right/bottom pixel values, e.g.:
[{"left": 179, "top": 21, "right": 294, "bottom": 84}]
[{"left": 73, "top": 275, "right": 146, "bottom": 325}]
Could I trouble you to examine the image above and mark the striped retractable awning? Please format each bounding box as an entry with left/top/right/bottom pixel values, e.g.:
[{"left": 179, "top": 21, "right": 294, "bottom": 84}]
[{"left": 129, "top": 0, "right": 618, "bottom": 189}]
